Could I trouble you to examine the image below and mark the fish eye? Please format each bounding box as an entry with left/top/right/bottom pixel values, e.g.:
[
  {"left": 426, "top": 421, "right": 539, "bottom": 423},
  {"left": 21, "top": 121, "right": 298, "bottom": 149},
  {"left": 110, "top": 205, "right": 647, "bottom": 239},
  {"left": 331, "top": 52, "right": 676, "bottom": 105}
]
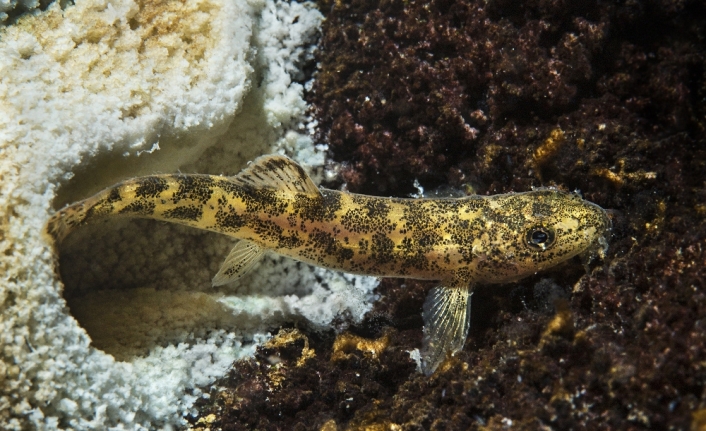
[{"left": 526, "top": 226, "right": 555, "bottom": 250}]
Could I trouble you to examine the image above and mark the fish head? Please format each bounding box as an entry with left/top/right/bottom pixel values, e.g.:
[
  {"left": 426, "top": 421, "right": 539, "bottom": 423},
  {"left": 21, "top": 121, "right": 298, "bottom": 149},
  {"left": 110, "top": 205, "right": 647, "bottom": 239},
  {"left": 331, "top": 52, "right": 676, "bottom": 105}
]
[{"left": 471, "top": 189, "right": 611, "bottom": 284}]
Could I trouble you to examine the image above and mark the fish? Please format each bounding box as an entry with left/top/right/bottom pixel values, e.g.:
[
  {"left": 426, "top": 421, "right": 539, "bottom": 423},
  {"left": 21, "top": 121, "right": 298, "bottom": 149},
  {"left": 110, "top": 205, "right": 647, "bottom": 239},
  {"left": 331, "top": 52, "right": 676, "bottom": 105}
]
[{"left": 45, "top": 154, "right": 611, "bottom": 374}]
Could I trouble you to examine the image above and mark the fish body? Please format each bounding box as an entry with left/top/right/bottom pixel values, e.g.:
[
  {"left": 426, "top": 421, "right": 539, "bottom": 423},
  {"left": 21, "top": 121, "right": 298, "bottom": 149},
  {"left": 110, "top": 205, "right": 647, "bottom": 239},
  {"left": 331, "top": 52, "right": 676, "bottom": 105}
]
[{"left": 46, "top": 155, "right": 611, "bottom": 374}]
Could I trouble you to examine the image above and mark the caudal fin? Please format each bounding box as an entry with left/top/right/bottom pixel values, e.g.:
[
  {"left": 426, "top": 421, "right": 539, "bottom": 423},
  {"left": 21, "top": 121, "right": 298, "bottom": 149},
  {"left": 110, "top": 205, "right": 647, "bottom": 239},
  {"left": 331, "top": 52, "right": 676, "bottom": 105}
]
[{"left": 44, "top": 202, "right": 91, "bottom": 246}]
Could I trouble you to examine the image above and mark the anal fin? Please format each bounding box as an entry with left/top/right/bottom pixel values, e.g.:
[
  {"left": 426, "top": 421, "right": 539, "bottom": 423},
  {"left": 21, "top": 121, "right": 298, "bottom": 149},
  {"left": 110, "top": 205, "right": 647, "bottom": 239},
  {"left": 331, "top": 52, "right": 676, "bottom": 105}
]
[
  {"left": 420, "top": 284, "right": 473, "bottom": 375},
  {"left": 212, "top": 240, "right": 265, "bottom": 286}
]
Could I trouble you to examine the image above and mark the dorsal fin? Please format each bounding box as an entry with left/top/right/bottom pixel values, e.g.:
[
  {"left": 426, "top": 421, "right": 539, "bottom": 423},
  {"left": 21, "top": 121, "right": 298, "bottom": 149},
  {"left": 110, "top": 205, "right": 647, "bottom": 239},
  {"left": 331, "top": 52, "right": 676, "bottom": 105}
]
[{"left": 233, "top": 155, "right": 321, "bottom": 197}]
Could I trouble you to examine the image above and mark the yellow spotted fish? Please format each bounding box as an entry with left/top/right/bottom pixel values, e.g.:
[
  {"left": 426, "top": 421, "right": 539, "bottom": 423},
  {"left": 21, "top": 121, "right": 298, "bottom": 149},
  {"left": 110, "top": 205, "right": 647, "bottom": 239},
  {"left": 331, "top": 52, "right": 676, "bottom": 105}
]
[{"left": 46, "top": 155, "right": 611, "bottom": 374}]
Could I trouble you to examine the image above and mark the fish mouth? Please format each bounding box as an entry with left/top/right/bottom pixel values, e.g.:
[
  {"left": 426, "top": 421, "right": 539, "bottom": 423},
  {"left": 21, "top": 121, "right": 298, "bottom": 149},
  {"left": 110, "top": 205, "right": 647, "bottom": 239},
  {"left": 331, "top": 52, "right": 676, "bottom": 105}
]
[
  {"left": 580, "top": 201, "right": 612, "bottom": 261},
  {"left": 597, "top": 204, "right": 613, "bottom": 242},
  {"left": 583, "top": 199, "right": 612, "bottom": 231},
  {"left": 597, "top": 209, "right": 613, "bottom": 257}
]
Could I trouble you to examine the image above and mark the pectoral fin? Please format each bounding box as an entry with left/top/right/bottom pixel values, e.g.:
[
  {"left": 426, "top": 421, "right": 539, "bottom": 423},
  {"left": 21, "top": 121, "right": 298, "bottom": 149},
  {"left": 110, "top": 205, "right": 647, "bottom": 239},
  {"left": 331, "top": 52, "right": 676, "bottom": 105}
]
[
  {"left": 420, "top": 284, "right": 473, "bottom": 375},
  {"left": 212, "top": 240, "right": 265, "bottom": 286}
]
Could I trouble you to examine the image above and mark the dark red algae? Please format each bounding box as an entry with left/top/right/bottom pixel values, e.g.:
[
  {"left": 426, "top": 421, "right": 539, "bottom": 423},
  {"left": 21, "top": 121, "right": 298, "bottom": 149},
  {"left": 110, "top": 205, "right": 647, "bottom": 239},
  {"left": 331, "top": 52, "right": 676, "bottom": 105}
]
[{"left": 190, "top": 0, "right": 706, "bottom": 429}]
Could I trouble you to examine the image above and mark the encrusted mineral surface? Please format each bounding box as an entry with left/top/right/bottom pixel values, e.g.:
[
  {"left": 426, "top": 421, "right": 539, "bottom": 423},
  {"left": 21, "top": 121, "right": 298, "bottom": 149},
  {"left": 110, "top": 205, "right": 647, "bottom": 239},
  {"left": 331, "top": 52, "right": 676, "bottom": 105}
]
[
  {"left": 191, "top": 0, "right": 706, "bottom": 429},
  {"left": 1, "top": 0, "right": 382, "bottom": 428}
]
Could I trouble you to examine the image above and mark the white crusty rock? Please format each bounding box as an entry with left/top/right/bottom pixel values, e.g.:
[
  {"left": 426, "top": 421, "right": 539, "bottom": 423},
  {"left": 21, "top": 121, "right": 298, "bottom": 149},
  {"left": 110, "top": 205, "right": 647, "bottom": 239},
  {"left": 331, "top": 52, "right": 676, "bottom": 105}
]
[{"left": 0, "top": 0, "right": 377, "bottom": 428}]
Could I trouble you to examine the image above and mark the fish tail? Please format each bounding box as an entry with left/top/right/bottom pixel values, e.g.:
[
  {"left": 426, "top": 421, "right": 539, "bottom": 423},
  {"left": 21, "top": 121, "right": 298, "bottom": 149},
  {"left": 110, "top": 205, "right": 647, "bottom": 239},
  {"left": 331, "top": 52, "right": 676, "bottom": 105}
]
[
  {"left": 43, "top": 175, "right": 176, "bottom": 246},
  {"left": 45, "top": 202, "right": 85, "bottom": 244},
  {"left": 44, "top": 186, "right": 122, "bottom": 245}
]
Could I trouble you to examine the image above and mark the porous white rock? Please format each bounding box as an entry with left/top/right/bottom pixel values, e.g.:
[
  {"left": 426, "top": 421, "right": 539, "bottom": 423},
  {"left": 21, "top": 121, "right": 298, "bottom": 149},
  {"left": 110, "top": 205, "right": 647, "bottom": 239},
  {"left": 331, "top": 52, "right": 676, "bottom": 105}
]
[{"left": 0, "top": 0, "right": 378, "bottom": 428}]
